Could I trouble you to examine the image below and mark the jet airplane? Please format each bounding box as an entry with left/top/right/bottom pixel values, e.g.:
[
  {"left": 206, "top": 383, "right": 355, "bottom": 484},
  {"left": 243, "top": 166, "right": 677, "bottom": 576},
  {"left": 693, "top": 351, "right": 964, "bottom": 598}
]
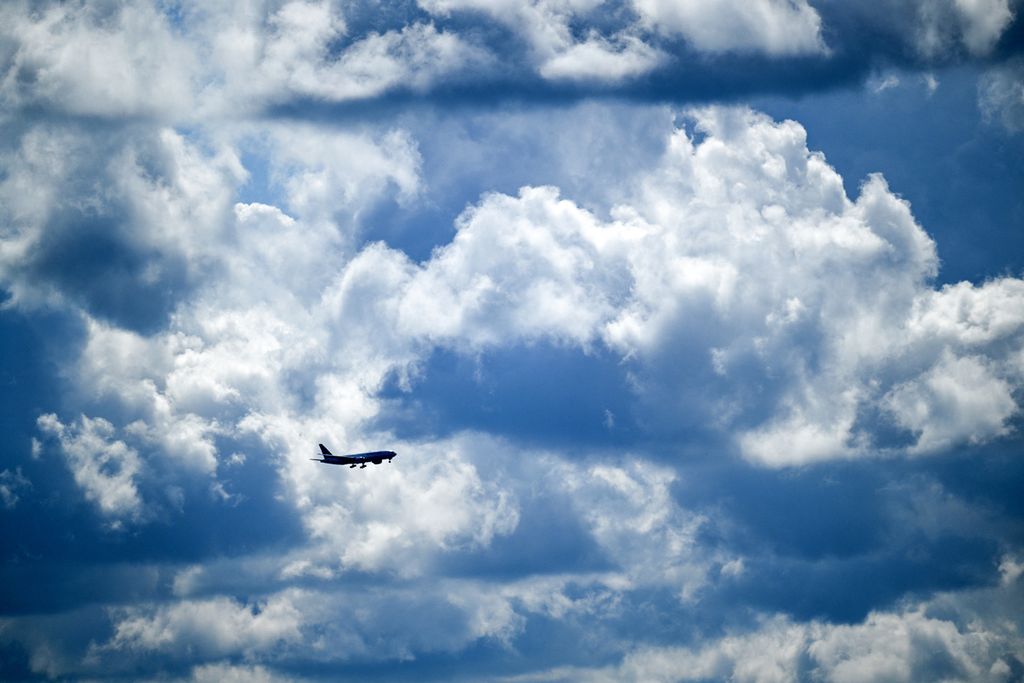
[{"left": 312, "top": 444, "right": 397, "bottom": 468}]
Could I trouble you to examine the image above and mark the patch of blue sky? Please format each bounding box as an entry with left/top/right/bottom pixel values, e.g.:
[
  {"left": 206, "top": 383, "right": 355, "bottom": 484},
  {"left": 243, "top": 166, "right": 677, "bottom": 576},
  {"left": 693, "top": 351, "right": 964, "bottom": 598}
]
[{"left": 376, "top": 344, "right": 641, "bottom": 449}]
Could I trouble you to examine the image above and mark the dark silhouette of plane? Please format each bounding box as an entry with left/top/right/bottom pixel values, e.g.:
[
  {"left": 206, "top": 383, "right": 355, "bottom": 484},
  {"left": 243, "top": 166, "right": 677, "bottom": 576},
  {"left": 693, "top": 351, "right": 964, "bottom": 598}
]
[{"left": 312, "top": 444, "right": 397, "bottom": 468}]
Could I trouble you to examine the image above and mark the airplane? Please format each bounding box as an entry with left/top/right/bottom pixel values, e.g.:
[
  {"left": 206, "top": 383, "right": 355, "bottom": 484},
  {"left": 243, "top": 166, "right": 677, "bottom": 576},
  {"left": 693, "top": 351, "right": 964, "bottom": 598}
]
[{"left": 311, "top": 444, "right": 397, "bottom": 468}]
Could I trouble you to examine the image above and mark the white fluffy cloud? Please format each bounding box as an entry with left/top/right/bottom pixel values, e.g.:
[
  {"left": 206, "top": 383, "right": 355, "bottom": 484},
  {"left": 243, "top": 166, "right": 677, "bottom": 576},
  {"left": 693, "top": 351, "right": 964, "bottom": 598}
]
[
  {"left": 559, "top": 460, "right": 713, "bottom": 598},
  {"left": 0, "top": 124, "right": 244, "bottom": 327},
  {"left": 199, "top": 8, "right": 489, "bottom": 110},
  {"left": 0, "top": 1, "right": 197, "bottom": 119},
  {"left": 2, "top": 0, "right": 1017, "bottom": 121},
  {"left": 0, "top": 0, "right": 488, "bottom": 120},
  {"left": 378, "top": 108, "right": 1023, "bottom": 465},
  {"left": 36, "top": 413, "right": 143, "bottom": 521},
  {"left": 19, "top": 107, "right": 1024, "bottom": 530},
  {"left": 11, "top": 555, "right": 1020, "bottom": 679},
  {"left": 633, "top": 0, "right": 826, "bottom": 55},
  {"left": 178, "top": 663, "right": 298, "bottom": 683},
  {"left": 418, "top": 0, "right": 668, "bottom": 81},
  {"left": 3, "top": 3, "right": 1023, "bottom": 680},
  {"left": 915, "top": 0, "right": 1016, "bottom": 57},
  {"left": 524, "top": 585, "right": 1024, "bottom": 683},
  {"left": 94, "top": 582, "right": 528, "bottom": 669},
  {"left": 2, "top": 448, "right": 737, "bottom": 675},
  {"left": 104, "top": 594, "right": 303, "bottom": 659},
  {"left": 294, "top": 436, "right": 520, "bottom": 575},
  {"left": 1, "top": 116, "right": 525, "bottom": 567},
  {"left": 538, "top": 34, "right": 667, "bottom": 82}
]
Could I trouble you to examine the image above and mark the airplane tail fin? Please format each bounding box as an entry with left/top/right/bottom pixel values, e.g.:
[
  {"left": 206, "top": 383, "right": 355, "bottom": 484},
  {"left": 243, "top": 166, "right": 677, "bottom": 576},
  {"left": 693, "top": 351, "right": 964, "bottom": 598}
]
[{"left": 319, "top": 444, "right": 332, "bottom": 456}]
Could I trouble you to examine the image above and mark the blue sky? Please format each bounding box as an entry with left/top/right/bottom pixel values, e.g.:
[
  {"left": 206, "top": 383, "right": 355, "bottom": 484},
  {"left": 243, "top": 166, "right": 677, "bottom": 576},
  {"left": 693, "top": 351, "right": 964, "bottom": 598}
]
[{"left": 2, "top": 1, "right": 1024, "bottom": 681}]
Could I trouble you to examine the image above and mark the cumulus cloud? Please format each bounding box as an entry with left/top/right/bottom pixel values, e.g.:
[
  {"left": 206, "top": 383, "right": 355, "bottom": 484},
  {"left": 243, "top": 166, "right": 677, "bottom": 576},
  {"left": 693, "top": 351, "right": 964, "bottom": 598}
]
[
  {"left": 17, "top": 108, "right": 1024, "bottom": 537},
  {"left": 0, "top": 117, "right": 524, "bottom": 575},
  {"left": 559, "top": 460, "right": 712, "bottom": 597},
  {"left": 2, "top": 2, "right": 1023, "bottom": 681},
  {"left": 0, "top": 0, "right": 488, "bottom": 119},
  {"left": 380, "top": 108, "right": 1023, "bottom": 465},
  {"left": 1, "top": 445, "right": 737, "bottom": 676},
  {"left": 0, "top": 0, "right": 197, "bottom": 119},
  {"left": 0, "top": 124, "right": 243, "bottom": 331},
  {"left": 915, "top": 0, "right": 1016, "bottom": 57},
  {"left": 538, "top": 34, "right": 667, "bottom": 82},
  {"left": 92, "top": 582, "right": 529, "bottom": 670},
  {"left": 1, "top": 0, "right": 1019, "bottom": 120},
  {"left": 664, "top": 610, "right": 1005, "bottom": 682},
  {"left": 103, "top": 594, "right": 303, "bottom": 659},
  {"left": 179, "top": 663, "right": 298, "bottom": 683},
  {"left": 524, "top": 584, "right": 1024, "bottom": 683},
  {"left": 633, "top": 0, "right": 826, "bottom": 55},
  {"left": 36, "top": 413, "right": 143, "bottom": 521},
  {"left": 222, "top": 16, "right": 488, "bottom": 106},
  {"left": 173, "top": 1, "right": 492, "bottom": 113},
  {"left": 295, "top": 436, "right": 520, "bottom": 575},
  {"left": 420, "top": 0, "right": 668, "bottom": 84}
]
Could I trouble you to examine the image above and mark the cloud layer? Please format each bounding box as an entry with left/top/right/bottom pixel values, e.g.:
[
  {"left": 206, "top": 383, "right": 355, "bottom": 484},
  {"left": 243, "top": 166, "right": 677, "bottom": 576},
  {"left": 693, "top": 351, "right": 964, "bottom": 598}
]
[
  {"left": 2, "top": 0, "right": 1022, "bottom": 118},
  {"left": 2, "top": 2, "right": 1024, "bottom": 681}
]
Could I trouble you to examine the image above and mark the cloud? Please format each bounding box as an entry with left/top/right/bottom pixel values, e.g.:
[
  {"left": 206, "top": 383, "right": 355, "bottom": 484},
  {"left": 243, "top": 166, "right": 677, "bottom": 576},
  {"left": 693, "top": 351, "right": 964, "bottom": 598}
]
[
  {"left": 0, "top": 444, "right": 725, "bottom": 676},
  {"left": 0, "top": 124, "right": 244, "bottom": 332},
  {"left": 0, "top": 1, "right": 197, "bottom": 119},
  {"left": 382, "top": 108, "right": 1024, "bottom": 465},
  {"left": 295, "top": 436, "right": 521, "bottom": 575},
  {"left": 3, "top": 0, "right": 1018, "bottom": 122},
  {"left": 883, "top": 351, "right": 1017, "bottom": 453},
  {"left": 0, "top": 467, "right": 30, "bottom": 508},
  {"left": 0, "top": 0, "right": 491, "bottom": 122},
  {"left": 16, "top": 107, "right": 1024, "bottom": 538},
  {"left": 1000, "top": 555, "right": 1024, "bottom": 585},
  {"left": 179, "top": 663, "right": 299, "bottom": 683},
  {"left": 871, "top": 74, "right": 901, "bottom": 93},
  {"left": 264, "top": 124, "right": 422, "bottom": 226},
  {"left": 980, "top": 57, "right": 1024, "bottom": 132},
  {"left": 633, "top": 0, "right": 826, "bottom": 56},
  {"left": 635, "top": 609, "right": 1007, "bottom": 682},
  {"left": 521, "top": 582, "right": 1024, "bottom": 683},
  {"left": 256, "top": 18, "right": 489, "bottom": 104},
  {"left": 181, "top": 2, "right": 492, "bottom": 113},
  {"left": 36, "top": 413, "right": 143, "bottom": 522},
  {"left": 538, "top": 35, "right": 667, "bottom": 82},
  {"left": 103, "top": 594, "right": 303, "bottom": 659},
  {"left": 558, "top": 460, "right": 713, "bottom": 597},
  {"left": 1, "top": 2, "right": 1022, "bottom": 681},
  {"left": 418, "top": 0, "right": 667, "bottom": 83},
  {"left": 87, "top": 582, "right": 528, "bottom": 671},
  {"left": 915, "top": 0, "right": 1016, "bottom": 58}
]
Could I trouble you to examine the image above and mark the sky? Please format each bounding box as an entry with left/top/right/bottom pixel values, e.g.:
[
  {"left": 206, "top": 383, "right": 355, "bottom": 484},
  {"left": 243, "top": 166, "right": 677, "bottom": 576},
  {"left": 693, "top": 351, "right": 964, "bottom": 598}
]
[{"left": 1, "top": 1, "right": 1024, "bottom": 681}]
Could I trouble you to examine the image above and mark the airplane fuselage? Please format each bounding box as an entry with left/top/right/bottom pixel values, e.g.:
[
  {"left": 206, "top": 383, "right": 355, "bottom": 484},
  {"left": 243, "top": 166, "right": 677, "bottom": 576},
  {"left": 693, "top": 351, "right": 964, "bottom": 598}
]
[{"left": 312, "top": 446, "right": 397, "bottom": 468}]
